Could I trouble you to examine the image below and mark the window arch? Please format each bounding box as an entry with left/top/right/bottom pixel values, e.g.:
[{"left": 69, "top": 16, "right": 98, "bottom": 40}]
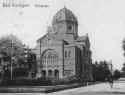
[
  {"left": 48, "top": 70, "right": 52, "bottom": 77},
  {"left": 41, "top": 49, "right": 58, "bottom": 65},
  {"left": 65, "top": 51, "right": 67, "bottom": 58},
  {"left": 42, "top": 70, "right": 46, "bottom": 77},
  {"left": 54, "top": 69, "right": 59, "bottom": 79},
  {"left": 68, "top": 51, "right": 71, "bottom": 57}
]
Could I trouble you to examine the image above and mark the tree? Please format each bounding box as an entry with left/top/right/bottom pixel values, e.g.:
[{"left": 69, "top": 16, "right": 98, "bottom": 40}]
[
  {"left": 122, "top": 63, "right": 125, "bottom": 71},
  {"left": 123, "top": 39, "right": 125, "bottom": 56},
  {"left": 122, "top": 39, "right": 125, "bottom": 71},
  {"left": 0, "top": 34, "right": 24, "bottom": 56},
  {"left": 0, "top": 34, "right": 37, "bottom": 81},
  {"left": 24, "top": 48, "right": 37, "bottom": 78},
  {"left": 113, "top": 69, "right": 121, "bottom": 80},
  {"left": 92, "top": 61, "right": 110, "bottom": 81},
  {"left": 0, "top": 34, "right": 25, "bottom": 79}
]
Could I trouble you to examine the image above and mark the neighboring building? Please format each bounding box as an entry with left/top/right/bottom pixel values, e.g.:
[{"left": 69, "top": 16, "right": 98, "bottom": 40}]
[{"left": 35, "top": 7, "right": 93, "bottom": 81}]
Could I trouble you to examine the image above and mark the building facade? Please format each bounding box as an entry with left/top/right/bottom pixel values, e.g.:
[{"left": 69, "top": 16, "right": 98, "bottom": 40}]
[{"left": 35, "top": 7, "right": 93, "bottom": 81}]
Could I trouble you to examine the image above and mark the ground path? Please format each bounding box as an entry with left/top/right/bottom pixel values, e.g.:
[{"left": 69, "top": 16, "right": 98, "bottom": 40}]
[
  {"left": 0, "top": 79, "right": 125, "bottom": 95},
  {"left": 49, "top": 80, "right": 125, "bottom": 95}
]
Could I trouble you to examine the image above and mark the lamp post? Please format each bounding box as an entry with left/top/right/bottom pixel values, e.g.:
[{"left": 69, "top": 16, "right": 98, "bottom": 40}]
[
  {"left": 108, "top": 60, "right": 113, "bottom": 75},
  {"left": 10, "top": 39, "right": 17, "bottom": 80},
  {"left": 37, "top": 40, "right": 42, "bottom": 78},
  {"left": 0, "top": 37, "right": 22, "bottom": 80},
  {"left": 10, "top": 56, "right": 15, "bottom": 80},
  {"left": 0, "top": 46, "right": 14, "bottom": 80}
]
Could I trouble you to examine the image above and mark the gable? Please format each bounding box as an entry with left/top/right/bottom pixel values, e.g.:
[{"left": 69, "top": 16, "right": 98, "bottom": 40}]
[{"left": 37, "top": 33, "right": 63, "bottom": 46}]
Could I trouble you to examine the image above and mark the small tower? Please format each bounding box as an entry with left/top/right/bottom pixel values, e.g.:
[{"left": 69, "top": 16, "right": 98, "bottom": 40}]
[{"left": 52, "top": 7, "right": 78, "bottom": 38}]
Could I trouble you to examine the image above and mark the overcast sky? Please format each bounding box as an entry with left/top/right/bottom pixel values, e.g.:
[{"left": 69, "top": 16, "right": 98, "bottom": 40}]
[{"left": 0, "top": 0, "right": 125, "bottom": 70}]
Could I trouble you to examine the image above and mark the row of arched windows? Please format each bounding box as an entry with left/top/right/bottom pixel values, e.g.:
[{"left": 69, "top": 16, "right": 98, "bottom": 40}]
[
  {"left": 42, "top": 69, "right": 59, "bottom": 79},
  {"left": 41, "top": 50, "right": 58, "bottom": 65}
]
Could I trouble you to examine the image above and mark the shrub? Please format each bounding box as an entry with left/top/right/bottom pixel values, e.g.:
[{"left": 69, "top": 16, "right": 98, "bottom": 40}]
[{"left": 1, "top": 77, "right": 52, "bottom": 86}]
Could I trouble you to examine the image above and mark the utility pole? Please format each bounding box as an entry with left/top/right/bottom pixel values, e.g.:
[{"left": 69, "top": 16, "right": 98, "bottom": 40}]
[
  {"left": 10, "top": 39, "right": 13, "bottom": 80},
  {"left": 39, "top": 40, "right": 42, "bottom": 77},
  {"left": 40, "top": 40, "right": 41, "bottom": 65},
  {"left": 108, "top": 60, "right": 113, "bottom": 75}
]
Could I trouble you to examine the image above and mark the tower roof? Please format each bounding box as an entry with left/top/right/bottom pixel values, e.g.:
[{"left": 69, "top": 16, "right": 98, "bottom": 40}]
[{"left": 52, "top": 7, "right": 78, "bottom": 25}]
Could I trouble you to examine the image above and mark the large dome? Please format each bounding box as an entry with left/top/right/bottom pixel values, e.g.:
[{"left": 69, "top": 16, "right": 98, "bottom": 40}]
[{"left": 52, "top": 7, "right": 78, "bottom": 25}]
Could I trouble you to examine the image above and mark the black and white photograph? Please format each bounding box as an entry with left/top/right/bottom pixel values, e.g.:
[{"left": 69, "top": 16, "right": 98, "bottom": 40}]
[{"left": 0, "top": 0, "right": 125, "bottom": 95}]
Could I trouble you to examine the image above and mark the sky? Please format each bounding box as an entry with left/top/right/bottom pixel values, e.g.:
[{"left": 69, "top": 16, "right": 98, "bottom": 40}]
[{"left": 0, "top": 0, "right": 125, "bottom": 70}]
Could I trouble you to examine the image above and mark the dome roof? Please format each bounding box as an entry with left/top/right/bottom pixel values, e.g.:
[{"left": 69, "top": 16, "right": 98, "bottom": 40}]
[{"left": 52, "top": 7, "right": 78, "bottom": 25}]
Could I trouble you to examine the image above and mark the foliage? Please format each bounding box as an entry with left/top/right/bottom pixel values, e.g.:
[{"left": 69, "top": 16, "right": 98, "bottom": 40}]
[
  {"left": 0, "top": 34, "right": 24, "bottom": 57},
  {"left": 0, "top": 34, "right": 37, "bottom": 79},
  {"left": 1, "top": 78, "right": 52, "bottom": 86},
  {"left": 122, "top": 63, "right": 125, "bottom": 71},
  {"left": 123, "top": 39, "right": 125, "bottom": 54},
  {"left": 92, "top": 61, "right": 110, "bottom": 81},
  {"left": 122, "top": 39, "right": 125, "bottom": 71},
  {"left": 52, "top": 76, "right": 80, "bottom": 85},
  {"left": 113, "top": 69, "right": 121, "bottom": 80},
  {"left": 13, "top": 68, "right": 29, "bottom": 78},
  {"left": 120, "top": 71, "right": 125, "bottom": 77}
]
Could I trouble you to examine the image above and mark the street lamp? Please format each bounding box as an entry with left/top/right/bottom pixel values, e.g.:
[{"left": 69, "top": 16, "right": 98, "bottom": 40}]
[
  {"left": 10, "top": 56, "right": 15, "bottom": 80},
  {"left": 108, "top": 60, "right": 113, "bottom": 75},
  {"left": 8, "top": 39, "right": 17, "bottom": 80}
]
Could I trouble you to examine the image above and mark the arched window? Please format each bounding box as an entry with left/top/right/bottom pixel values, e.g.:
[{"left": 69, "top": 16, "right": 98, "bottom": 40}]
[
  {"left": 54, "top": 69, "right": 59, "bottom": 79},
  {"left": 68, "top": 51, "right": 71, "bottom": 57},
  {"left": 48, "top": 70, "right": 52, "bottom": 77},
  {"left": 42, "top": 70, "right": 46, "bottom": 77},
  {"left": 65, "top": 51, "right": 67, "bottom": 58},
  {"left": 41, "top": 49, "right": 58, "bottom": 65}
]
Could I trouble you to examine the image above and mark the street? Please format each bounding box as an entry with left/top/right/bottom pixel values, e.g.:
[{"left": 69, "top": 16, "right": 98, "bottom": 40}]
[
  {"left": 49, "top": 80, "right": 125, "bottom": 95},
  {"left": 0, "top": 79, "right": 124, "bottom": 95}
]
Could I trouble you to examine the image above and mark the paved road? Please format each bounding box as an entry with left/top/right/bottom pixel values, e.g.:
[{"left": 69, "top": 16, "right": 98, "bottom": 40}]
[
  {"left": 49, "top": 80, "right": 125, "bottom": 95},
  {"left": 0, "top": 80, "right": 125, "bottom": 95}
]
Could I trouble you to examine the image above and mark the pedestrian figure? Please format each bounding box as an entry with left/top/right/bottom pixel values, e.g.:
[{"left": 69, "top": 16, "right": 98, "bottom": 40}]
[{"left": 108, "top": 74, "right": 113, "bottom": 88}]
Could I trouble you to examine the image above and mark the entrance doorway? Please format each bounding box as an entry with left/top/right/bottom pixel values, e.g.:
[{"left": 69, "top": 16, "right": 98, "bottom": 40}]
[
  {"left": 48, "top": 70, "right": 52, "bottom": 78},
  {"left": 54, "top": 69, "right": 59, "bottom": 79},
  {"left": 42, "top": 70, "right": 46, "bottom": 78}
]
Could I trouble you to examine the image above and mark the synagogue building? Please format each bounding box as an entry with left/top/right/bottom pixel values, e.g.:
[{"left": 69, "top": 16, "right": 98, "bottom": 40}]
[{"left": 35, "top": 7, "right": 93, "bottom": 81}]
